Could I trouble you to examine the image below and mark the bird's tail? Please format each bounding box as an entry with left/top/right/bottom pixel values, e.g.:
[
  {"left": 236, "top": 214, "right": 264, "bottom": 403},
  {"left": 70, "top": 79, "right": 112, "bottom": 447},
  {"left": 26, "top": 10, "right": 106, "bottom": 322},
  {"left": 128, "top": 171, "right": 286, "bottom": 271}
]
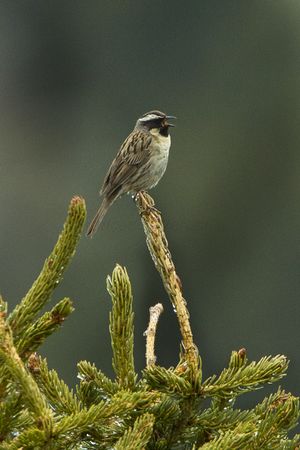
[{"left": 86, "top": 197, "right": 111, "bottom": 237}]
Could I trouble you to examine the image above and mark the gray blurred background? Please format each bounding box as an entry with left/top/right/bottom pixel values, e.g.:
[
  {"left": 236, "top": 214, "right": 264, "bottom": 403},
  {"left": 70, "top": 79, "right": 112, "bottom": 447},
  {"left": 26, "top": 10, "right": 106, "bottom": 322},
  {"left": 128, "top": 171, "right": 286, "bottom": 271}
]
[{"left": 1, "top": 1, "right": 300, "bottom": 410}]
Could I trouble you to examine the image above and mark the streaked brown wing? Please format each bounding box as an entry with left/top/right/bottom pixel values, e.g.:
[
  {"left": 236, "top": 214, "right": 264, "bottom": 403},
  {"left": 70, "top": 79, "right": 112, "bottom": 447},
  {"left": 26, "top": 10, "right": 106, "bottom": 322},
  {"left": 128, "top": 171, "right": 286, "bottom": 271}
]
[
  {"left": 121, "top": 130, "right": 152, "bottom": 165},
  {"left": 100, "top": 130, "right": 152, "bottom": 197}
]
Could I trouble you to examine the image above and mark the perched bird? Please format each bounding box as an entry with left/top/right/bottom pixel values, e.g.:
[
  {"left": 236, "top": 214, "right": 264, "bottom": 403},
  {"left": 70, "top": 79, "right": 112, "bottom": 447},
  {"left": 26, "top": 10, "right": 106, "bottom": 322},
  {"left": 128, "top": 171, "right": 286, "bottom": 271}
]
[{"left": 86, "top": 110, "right": 175, "bottom": 237}]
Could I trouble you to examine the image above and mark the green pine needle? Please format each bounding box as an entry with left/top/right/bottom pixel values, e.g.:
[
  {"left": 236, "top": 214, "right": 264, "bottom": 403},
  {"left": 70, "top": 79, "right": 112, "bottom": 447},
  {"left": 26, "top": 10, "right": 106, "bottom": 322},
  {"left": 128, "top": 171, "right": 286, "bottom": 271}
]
[
  {"left": 17, "top": 297, "right": 74, "bottom": 358},
  {"left": 28, "top": 354, "right": 81, "bottom": 415},
  {"left": 0, "top": 314, "right": 53, "bottom": 431},
  {"left": 107, "top": 264, "right": 136, "bottom": 389},
  {"left": 77, "top": 360, "right": 118, "bottom": 406},
  {"left": 114, "top": 413, "right": 155, "bottom": 450},
  {"left": 143, "top": 365, "right": 194, "bottom": 396},
  {"left": 202, "top": 355, "right": 288, "bottom": 399}
]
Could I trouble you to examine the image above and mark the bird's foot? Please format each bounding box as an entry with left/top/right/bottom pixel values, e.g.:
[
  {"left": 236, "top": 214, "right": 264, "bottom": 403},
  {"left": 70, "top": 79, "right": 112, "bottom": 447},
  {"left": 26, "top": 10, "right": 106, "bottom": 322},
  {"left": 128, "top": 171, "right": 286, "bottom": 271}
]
[{"left": 134, "top": 191, "right": 160, "bottom": 215}]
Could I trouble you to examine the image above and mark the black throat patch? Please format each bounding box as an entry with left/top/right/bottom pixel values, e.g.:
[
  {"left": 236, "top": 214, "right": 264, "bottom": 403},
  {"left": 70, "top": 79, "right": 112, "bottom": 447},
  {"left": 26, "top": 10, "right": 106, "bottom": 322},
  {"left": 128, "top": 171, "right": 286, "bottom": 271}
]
[{"left": 159, "top": 126, "right": 169, "bottom": 137}]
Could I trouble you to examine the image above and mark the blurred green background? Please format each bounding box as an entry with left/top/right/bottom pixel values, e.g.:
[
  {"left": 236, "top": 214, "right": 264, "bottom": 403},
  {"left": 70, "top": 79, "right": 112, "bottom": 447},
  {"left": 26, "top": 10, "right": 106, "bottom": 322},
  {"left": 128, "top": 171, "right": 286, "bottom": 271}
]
[{"left": 1, "top": 1, "right": 300, "bottom": 410}]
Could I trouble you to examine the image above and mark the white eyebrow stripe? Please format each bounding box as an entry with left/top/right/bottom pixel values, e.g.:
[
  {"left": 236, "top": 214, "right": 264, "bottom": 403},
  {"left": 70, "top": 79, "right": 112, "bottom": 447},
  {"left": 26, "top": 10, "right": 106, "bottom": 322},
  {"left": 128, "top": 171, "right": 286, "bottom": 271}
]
[{"left": 140, "top": 114, "right": 162, "bottom": 122}]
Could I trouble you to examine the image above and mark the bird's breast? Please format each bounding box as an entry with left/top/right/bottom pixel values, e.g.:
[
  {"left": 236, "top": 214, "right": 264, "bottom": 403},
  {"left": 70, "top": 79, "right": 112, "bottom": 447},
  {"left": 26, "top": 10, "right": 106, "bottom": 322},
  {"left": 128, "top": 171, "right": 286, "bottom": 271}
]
[
  {"left": 151, "top": 134, "right": 171, "bottom": 158},
  {"left": 146, "top": 134, "right": 171, "bottom": 188}
]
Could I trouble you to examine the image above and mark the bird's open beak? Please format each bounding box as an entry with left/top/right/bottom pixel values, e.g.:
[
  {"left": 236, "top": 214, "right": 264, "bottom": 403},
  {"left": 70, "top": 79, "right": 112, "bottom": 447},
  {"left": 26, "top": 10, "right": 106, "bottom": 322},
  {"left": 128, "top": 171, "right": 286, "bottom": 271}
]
[{"left": 166, "top": 115, "right": 176, "bottom": 127}]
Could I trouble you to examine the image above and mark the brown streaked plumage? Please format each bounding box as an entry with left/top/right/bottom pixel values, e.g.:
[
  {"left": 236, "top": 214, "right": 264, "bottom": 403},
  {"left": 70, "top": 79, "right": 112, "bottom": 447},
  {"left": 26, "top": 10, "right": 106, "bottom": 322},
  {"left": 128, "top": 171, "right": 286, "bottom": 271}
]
[{"left": 87, "top": 110, "right": 175, "bottom": 237}]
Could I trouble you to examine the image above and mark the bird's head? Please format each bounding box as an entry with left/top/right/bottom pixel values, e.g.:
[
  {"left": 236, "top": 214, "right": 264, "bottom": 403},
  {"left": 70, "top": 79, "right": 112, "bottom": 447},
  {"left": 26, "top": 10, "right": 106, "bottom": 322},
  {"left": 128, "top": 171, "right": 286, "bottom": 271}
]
[{"left": 135, "top": 110, "right": 176, "bottom": 137}]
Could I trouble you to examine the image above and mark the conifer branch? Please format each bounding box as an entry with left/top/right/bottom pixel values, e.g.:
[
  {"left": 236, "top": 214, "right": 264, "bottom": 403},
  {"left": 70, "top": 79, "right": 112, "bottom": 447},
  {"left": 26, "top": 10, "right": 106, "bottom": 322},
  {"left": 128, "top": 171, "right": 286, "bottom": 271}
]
[
  {"left": 228, "top": 347, "right": 247, "bottom": 369},
  {"left": 144, "top": 303, "right": 163, "bottom": 367},
  {"left": 0, "top": 314, "right": 53, "bottom": 433},
  {"left": 197, "top": 406, "right": 254, "bottom": 432},
  {"left": 254, "top": 388, "right": 299, "bottom": 434},
  {"left": 209, "top": 348, "right": 248, "bottom": 410},
  {"left": 200, "top": 390, "right": 299, "bottom": 449},
  {"left": 0, "top": 390, "right": 33, "bottom": 442},
  {"left": 144, "top": 365, "right": 194, "bottom": 396},
  {"left": 17, "top": 297, "right": 74, "bottom": 358},
  {"left": 28, "top": 353, "right": 81, "bottom": 415},
  {"left": 52, "top": 391, "right": 158, "bottom": 441},
  {"left": 107, "top": 264, "right": 136, "bottom": 389},
  {"left": 8, "top": 196, "right": 86, "bottom": 339},
  {"left": 202, "top": 354, "right": 288, "bottom": 398},
  {"left": 114, "top": 412, "right": 155, "bottom": 450},
  {"left": 4, "top": 427, "right": 50, "bottom": 450},
  {"left": 135, "top": 192, "right": 199, "bottom": 379},
  {"left": 6, "top": 392, "right": 158, "bottom": 449},
  {"left": 77, "top": 360, "right": 118, "bottom": 406},
  {"left": 196, "top": 389, "right": 299, "bottom": 441}
]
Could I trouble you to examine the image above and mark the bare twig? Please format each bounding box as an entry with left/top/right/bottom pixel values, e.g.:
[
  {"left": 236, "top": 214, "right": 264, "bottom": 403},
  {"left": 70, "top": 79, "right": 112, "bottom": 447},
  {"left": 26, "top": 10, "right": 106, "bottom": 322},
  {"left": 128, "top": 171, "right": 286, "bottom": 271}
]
[
  {"left": 135, "top": 192, "right": 199, "bottom": 377},
  {"left": 144, "top": 303, "right": 164, "bottom": 367}
]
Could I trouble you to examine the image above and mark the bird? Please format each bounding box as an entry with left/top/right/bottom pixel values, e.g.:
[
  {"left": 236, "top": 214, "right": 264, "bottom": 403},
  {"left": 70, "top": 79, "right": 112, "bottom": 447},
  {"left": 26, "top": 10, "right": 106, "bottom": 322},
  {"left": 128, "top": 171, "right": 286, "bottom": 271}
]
[{"left": 86, "top": 110, "right": 176, "bottom": 237}]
